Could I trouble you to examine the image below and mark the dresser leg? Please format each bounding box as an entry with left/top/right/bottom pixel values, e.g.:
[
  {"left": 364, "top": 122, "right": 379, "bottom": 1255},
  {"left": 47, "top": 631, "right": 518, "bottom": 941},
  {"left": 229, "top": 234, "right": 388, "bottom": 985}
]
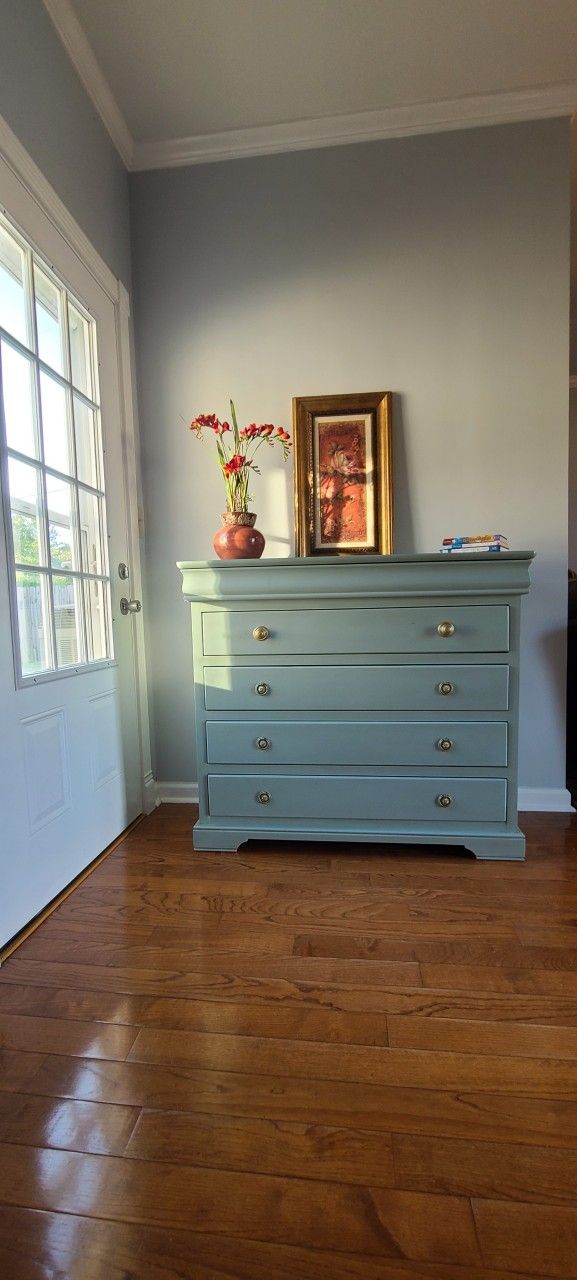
[
  {"left": 465, "top": 834, "right": 526, "bottom": 861},
  {"left": 193, "top": 828, "right": 244, "bottom": 852}
]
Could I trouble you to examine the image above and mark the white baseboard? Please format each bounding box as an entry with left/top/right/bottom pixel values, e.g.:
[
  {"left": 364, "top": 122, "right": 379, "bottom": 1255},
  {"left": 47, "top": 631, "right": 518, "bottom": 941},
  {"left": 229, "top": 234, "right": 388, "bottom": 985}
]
[
  {"left": 517, "top": 787, "right": 574, "bottom": 812},
  {"left": 156, "top": 781, "right": 199, "bottom": 804},
  {"left": 155, "top": 782, "right": 574, "bottom": 812}
]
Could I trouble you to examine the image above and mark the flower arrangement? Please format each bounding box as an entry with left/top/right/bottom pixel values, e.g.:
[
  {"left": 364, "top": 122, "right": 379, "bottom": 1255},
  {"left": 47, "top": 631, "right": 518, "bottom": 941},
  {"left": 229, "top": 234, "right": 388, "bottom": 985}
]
[{"left": 190, "top": 400, "right": 291, "bottom": 513}]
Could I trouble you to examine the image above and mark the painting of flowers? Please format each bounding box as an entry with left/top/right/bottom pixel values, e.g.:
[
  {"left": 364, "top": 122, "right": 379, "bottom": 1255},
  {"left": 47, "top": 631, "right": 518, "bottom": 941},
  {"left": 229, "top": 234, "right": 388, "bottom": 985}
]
[
  {"left": 292, "top": 393, "right": 393, "bottom": 557},
  {"left": 315, "top": 415, "right": 374, "bottom": 549}
]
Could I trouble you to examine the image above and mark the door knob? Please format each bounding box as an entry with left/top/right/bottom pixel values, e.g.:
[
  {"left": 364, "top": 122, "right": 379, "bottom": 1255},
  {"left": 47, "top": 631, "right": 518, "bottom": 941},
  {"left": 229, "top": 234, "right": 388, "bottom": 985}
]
[{"left": 120, "top": 597, "right": 142, "bottom": 615}]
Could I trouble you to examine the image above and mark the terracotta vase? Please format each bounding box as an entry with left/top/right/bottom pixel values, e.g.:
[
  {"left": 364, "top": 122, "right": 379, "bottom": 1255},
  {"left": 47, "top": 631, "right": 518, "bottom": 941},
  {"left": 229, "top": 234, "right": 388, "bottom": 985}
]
[{"left": 213, "top": 510, "right": 265, "bottom": 560}]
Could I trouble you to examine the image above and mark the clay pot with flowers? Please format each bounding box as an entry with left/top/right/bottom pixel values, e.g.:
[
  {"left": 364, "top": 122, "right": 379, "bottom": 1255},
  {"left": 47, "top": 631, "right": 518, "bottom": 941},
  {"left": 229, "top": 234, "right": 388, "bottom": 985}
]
[{"left": 190, "top": 400, "right": 292, "bottom": 559}]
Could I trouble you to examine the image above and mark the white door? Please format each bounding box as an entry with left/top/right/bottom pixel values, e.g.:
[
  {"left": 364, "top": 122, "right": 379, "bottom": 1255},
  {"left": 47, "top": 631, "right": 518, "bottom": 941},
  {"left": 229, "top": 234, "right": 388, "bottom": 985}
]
[{"left": 0, "top": 155, "right": 144, "bottom": 948}]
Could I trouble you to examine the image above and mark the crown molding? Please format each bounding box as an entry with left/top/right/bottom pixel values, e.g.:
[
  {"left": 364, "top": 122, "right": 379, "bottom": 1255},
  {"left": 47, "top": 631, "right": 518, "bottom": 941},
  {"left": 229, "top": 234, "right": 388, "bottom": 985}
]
[
  {"left": 42, "top": 0, "right": 134, "bottom": 168},
  {"left": 39, "top": 2, "right": 577, "bottom": 173},
  {"left": 132, "top": 82, "right": 577, "bottom": 171}
]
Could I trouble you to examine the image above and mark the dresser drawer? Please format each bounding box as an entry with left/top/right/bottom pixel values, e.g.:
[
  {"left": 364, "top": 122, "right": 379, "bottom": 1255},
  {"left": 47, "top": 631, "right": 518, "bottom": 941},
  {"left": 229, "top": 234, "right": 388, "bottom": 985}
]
[
  {"left": 203, "top": 664, "right": 510, "bottom": 711},
  {"left": 206, "top": 720, "right": 508, "bottom": 767},
  {"left": 208, "top": 774, "right": 508, "bottom": 823},
  {"left": 202, "top": 604, "right": 509, "bottom": 656}
]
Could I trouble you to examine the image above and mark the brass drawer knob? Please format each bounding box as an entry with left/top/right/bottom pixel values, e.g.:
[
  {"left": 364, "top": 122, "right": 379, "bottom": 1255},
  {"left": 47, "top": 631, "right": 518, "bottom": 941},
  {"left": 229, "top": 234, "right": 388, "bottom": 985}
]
[
  {"left": 257, "top": 791, "right": 272, "bottom": 805},
  {"left": 253, "top": 626, "right": 270, "bottom": 641},
  {"left": 255, "top": 682, "right": 270, "bottom": 696},
  {"left": 437, "top": 621, "right": 455, "bottom": 638},
  {"left": 436, "top": 794, "right": 453, "bottom": 808},
  {"left": 256, "top": 736, "right": 271, "bottom": 750},
  {"left": 437, "top": 737, "right": 454, "bottom": 752},
  {"left": 437, "top": 680, "right": 454, "bottom": 695}
]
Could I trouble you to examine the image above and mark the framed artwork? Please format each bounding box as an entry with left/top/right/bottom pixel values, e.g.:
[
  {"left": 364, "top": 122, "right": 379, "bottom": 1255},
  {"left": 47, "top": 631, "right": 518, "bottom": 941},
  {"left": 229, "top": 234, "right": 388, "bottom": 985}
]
[{"left": 292, "top": 392, "right": 393, "bottom": 557}]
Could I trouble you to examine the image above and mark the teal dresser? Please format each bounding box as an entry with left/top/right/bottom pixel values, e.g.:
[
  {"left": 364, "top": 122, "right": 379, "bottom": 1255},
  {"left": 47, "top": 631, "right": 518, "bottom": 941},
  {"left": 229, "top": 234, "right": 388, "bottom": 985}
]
[{"left": 178, "top": 552, "right": 533, "bottom": 860}]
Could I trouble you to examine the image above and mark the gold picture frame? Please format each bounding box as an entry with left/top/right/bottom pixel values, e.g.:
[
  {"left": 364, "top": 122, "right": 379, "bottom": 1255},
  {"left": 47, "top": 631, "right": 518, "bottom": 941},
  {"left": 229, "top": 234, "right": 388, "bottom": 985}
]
[{"left": 292, "top": 392, "right": 393, "bottom": 557}]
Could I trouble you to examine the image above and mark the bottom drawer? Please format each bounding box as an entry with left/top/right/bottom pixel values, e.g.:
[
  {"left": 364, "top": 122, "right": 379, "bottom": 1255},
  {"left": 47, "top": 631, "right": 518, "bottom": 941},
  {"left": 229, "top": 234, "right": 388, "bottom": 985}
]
[{"left": 207, "top": 774, "right": 507, "bottom": 823}]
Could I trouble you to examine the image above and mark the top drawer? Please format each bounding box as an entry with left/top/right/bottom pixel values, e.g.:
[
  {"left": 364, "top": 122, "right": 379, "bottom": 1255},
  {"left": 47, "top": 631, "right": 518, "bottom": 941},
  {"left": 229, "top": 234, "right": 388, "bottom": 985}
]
[{"left": 202, "top": 605, "right": 509, "bottom": 657}]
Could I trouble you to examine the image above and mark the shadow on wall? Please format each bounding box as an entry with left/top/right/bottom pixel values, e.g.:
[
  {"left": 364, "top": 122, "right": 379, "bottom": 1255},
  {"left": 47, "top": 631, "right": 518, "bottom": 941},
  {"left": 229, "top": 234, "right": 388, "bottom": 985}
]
[{"left": 391, "top": 394, "right": 415, "bottom": 554}]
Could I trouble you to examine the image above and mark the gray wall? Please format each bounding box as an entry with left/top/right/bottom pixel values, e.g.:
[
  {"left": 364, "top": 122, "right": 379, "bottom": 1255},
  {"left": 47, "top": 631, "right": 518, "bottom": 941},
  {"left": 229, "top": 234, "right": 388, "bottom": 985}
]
[
  {"left": 0, "top": 0, "right": 131, "bottom": 285},
  {"left": 130, "top": 120, "right": 570, "bottom": 793}
]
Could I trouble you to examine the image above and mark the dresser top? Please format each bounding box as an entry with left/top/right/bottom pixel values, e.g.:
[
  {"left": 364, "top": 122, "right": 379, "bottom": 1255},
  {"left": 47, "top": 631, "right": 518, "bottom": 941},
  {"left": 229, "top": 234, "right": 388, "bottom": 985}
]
[
  {"left": 179, "top": 552, "right": 534, "bottom": 569},
  {"left": 178, "top": 551, "right": 534, "bottom": 602}
]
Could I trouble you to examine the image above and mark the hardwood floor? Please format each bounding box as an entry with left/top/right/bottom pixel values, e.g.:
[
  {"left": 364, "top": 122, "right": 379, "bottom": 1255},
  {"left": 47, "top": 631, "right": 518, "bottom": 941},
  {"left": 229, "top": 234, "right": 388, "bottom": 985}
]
[{"left": 1, "top": 807, "right": 577, "bottom": 1278}]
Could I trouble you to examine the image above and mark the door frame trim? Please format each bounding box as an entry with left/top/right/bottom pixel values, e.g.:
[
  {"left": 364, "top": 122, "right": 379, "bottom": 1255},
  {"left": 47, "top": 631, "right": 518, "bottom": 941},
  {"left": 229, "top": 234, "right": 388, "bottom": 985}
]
[{"left": 0, "top": 109, "right": 154, "bottom": 813}]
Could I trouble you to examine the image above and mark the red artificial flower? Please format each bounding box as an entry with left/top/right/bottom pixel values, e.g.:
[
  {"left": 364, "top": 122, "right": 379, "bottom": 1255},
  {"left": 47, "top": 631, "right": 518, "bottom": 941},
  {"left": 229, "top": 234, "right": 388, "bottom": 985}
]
[
  {"left": 223, "top": 453, "right": 246, "bottom": 475},
  {"left": 191, "top": 413, "right": 231, "bottom": 435}
]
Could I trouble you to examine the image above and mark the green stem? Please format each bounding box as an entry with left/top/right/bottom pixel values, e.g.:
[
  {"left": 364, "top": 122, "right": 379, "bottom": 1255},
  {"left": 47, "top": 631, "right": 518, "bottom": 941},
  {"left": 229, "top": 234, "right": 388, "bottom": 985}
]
[{"left": 230, "top": 399, "right": 241, "bottom": 453}]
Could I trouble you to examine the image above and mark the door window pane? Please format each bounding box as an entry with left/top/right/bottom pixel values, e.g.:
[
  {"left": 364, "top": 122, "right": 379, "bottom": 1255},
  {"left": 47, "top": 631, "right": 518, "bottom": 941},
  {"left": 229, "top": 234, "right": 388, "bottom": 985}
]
[
  {"left": 41, "top": 372, "right": 73, "bottom": 476},
  {"left": 9, "top": 458, "right": 44, "bottom": 566},
  {"left": 15, "top": 570, "right": 51, "bottom": 675},
  {"left": 46, "top": 475, "right": 76, "bottom": 571},
  {"left": 79, "top": 489, "right": 103, "bottom": 575},
  {"left": 1, "top": 341, "right": 38, "bottom": 458},
  {"left": 0, "top": 224, "right": 29, "bottom": 347},
  {"left": 73, "top": 396, "right": 99, "bottom": 487},
  {"left": 34, "top": 266, "right": 65, "bottom": 375},
  {"left": 53, "top": 574, "right": 82, "bottom": 667},
  {"left": 68, "top": 304, "right": 93, "bottom": 398},
  {"left": 85, "top": 577, "right": 109, "bottom": 661}
]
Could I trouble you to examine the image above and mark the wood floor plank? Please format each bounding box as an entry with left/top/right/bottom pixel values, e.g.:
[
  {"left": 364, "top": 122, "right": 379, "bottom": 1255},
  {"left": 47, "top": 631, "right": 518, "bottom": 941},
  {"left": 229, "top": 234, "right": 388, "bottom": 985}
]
[
  {"left": 131, "top": 997, "right": 389, "bottom": 1044},
  {"left": 0, "top": 1207, "right": 555, "bottom": 1280},
  {"left": 421, "top": 964, "right": 577, "bottom": 995},
  {"left": 16, "top": 935, "right": 298, "bottom": 967},
  {"left": 92, "top": 863, "right": 375, "bottom": 889},
  {"left": 0, "top": 1092, "right": 139, "bottom": 1155},
  {"left": 0, "top": 983, "right": 148, "bottom": 1026},
  {"left": 148, "top": 920, "right": 297, "bottom": 946},
  {"left": 473, "top": 1199, "right": 577, "bottom": 1278},
  {"left": 39, "top": 897, "right": 520, "bottom": 937},
  {"left": 293, "top": 932, "right": 577, "bottom": 971},
  {"left": 56, "top": 881, "right": 522, "bottom": 930},
  {"left": 126, "top": 1109, "right": 395, "bottom": 1185},
  {"left": 0, "top": 1142, "right": 481, "bottom": 1264},
  {"left": 394, "top": 1133, "right": 577, "bottom": 1203},
  {"left": 127, "top": 1026, "right": 577, "bottom": 1096},
  {"left": 35, "top": 917, "right": 156, "bottom": 943},
  {"left": 0, "top": 1050, "right": 47, "bottom": 1092},
  {"left": 16, "top": 1053, "right": 577, "bottom": 1147},
  {"left": 519, "top": 926, "right": 577, "bottom": 948},
  {"left": 0, "top": 1013, "right": 139, "bottom": 1060},
  {"left": 388, "top": 1014, "right": 577, "bottom": 1058},
  {"left": 0, "top": 956, "right": 422, "bottom": 997}
]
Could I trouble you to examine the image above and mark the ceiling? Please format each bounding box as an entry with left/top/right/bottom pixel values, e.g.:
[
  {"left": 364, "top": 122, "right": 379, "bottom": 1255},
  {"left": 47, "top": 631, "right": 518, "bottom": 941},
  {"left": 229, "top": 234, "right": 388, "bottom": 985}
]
[{"left": 43, "top": 0, "right": 577, "bottom": 169}]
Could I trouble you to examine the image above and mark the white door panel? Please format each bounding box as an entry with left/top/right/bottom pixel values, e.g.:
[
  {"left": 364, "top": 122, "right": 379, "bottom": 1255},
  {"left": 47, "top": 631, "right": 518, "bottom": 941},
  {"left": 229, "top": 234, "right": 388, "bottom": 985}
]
[{"left": 0, "top": 154, "right": 143, "bottom": 947}]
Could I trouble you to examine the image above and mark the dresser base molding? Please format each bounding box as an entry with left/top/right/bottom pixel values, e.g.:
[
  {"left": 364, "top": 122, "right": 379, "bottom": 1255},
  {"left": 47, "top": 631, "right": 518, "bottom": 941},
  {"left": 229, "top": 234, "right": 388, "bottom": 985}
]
[{"left": 191, "top": 820, "right": 526, "bottom": 859}]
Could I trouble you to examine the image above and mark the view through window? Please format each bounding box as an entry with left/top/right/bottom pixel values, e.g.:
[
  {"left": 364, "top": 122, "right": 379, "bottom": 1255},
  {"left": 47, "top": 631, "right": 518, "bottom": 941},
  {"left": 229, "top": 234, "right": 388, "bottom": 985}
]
[{"left": 0, "top": 212, "right": 112, "bottom": 680}]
